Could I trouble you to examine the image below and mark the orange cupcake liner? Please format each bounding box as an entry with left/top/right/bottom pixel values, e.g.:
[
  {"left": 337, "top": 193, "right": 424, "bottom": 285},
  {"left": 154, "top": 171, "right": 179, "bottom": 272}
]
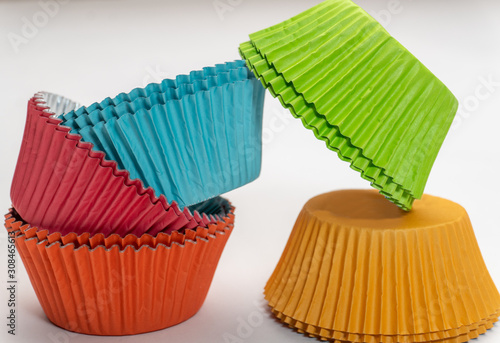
[
  {"left": 5, "top": 209, "right": 234, "bottom": 336},
  {"left": 264, "top": 190, "right": 500, "bottom": 341}
]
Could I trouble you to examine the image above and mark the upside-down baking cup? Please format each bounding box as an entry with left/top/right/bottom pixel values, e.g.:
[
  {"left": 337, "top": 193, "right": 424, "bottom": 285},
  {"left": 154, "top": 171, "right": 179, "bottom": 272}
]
[
  {"left": 239, "top": 0, "right": 458, "bottom": 211},
  {"left": 10, "top": 93, "right": 226, "bottom": 237},
  {"left": 58, "top": 68, "right": 265, "bottom": 208},
  {"left": 5, "top": 209, "right": 234, "bottom": 336},
  {"left": 265, "top": 190, "right": 500, "bottom": 342}
]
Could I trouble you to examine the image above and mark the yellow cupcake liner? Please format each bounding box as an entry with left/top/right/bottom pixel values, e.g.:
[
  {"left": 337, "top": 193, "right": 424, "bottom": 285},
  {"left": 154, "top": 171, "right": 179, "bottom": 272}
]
[{"left": 265, "top": 190, "right": 500, "bottom": 340}]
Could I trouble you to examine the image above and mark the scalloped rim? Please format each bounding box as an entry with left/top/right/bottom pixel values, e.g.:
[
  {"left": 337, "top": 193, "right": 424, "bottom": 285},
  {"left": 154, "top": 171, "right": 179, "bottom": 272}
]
[{"left": 5, "top": 208, "right": 234, "bottom": 253}]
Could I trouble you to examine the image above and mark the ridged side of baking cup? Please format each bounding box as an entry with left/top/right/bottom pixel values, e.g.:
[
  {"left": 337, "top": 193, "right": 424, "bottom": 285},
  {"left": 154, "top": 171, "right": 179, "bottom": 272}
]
[
  {"left": 240, "top": 42, "right": 413, "bottom": 210},
  {"left": 265, "top": 193, "right": 500, "bottom": 337},
  {"left": 65, "top": 77, "right": 264, "bottom": 207},
  {"left": 240, "top": 0, "right": 458, "bottom": 210},
  {"left": 10, "top": 95, "right": 225, "bottom": 236},
  {"left": 5, "top": 212, "right": 233, "bottom": 336}
]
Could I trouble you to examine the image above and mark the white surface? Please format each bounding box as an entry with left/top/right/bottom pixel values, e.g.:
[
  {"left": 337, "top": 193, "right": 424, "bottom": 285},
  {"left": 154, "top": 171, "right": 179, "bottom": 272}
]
[{"left": 0, "top": 0, "right": 499, "bottom": 342}]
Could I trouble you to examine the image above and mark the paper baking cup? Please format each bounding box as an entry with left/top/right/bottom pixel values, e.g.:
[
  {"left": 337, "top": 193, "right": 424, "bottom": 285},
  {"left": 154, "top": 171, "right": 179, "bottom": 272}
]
[
  {"left": 59, "top": 73, "right": 264, "bottom": 208},
  {"left": 239, "top": 43, "right": 413, "bottom": 211},
  {"left": 10, "top": 94, "right": 224, "bottom": 237},
  {"left": 265, "top": 190, "right": 500, "bottom": 342},
  {"left": 54, "top": 61, "right": 264, "bottom": 208},
  {"left": 240, "top": 0, "right": 458, "bottom": 210},
  {"left": 5, "top": 209, "right": 233, "bottom": 336}
]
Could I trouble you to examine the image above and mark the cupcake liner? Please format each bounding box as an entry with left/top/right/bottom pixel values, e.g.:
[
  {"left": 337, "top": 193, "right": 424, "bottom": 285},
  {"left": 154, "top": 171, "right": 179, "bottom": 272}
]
[
  {"left": 265, "top": 190, "right": 500, "bottom": 340},
  {"left": 49, "top": 61, "right": 265, "bottom": 208},
  {"left": 10, "top": 94, "right": 221, "bottom": 237},
  {"left": 271, "top": 308, "right": 499, "bottom": 343},
  {"left": 5, "top": 208, "right": 233, "bottom": 336},
  {"left": 239, "top": 43, "right": 413, "bottom": 210},
  {"left": 240, "top": 0, "right": 458, "bottom": 210},
  {"left": 64, "top": 76, "right": 264, "bottom": 208}
]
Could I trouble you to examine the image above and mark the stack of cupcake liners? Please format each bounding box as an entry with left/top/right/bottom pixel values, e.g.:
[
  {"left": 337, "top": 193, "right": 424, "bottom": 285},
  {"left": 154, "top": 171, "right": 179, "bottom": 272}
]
[
  {"left": 264, "top": 190, "right": 500, "bottom": 343},
  {"left": 7, "top": 0, "right": 499, "bottom": 341},
  {"left": 8, "top": 61, "right": 265, "bottom": 335},
  {"left": 239, "top": 0, "right": 459, "bottom": 211},
  {"left": 12, "top": 94, "right": 204, "bottom": 236},
  {"left": 5, "top": 207, "right": 234, "bottom": 335},
  {"left": 12, "top": 61, "right": 265, "bottom": 236}
]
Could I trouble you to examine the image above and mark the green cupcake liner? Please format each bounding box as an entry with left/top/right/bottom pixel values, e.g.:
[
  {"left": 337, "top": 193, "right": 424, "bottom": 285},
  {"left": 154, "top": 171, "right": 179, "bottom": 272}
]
[
  {"left": 240, "top": 42, "right": 413, "bottom": 209},
  {"left": 240, "top": 0, "right": 458, "bottom": 210}
]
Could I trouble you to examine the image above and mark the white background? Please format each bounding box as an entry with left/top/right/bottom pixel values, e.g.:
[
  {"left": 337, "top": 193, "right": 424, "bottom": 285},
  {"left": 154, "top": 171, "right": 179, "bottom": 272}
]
[{"left": 0, "top": 0, "right": 499, "bottom": 342}]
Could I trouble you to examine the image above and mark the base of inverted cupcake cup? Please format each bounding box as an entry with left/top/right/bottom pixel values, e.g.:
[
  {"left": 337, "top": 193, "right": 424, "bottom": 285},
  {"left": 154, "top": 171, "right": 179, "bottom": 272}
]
[
  {"left": 264, "top": 189, "right": 500, "bottom": 342},
  {"left": 5, "top": 211, "right": 233, "bottom": 336}
]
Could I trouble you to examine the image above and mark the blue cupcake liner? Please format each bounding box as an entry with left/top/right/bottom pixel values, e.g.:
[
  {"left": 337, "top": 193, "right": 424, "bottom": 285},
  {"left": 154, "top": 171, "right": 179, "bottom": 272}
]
[{"left": 59, "top": 62, "right": 265, "bottom": 208}]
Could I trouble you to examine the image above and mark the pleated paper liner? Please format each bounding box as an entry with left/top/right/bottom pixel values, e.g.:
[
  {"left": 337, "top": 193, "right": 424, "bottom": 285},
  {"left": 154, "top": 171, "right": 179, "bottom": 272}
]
[
  {"left": 239, "top": 42, "right": 413, "bottom": 210},
  {"left": 240, "top": 0, "right": 458, "bottom": 210},
  {"left": 63, "top": 77, "right": 264, "bottom": 208},
  {"left": 5, "top": 211, "right": 233, "bottom": 336},
  {"left": 62, "top": 60, "right": 250, "bottom": 123},
  {"left": 62, "top": 62, "right": 252, "bottom": 132},
  {"left": 264, "top": 190, "right": 500, "bottom": 341},
  {"left": 272, "top": 309, "right": 500, "bottom": 343},
  {"left": 10, "top": 94, "right": 219, "bottom": 237},
  {"left": 59, "top": 63, "right": 264, "bottom": 208}
]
